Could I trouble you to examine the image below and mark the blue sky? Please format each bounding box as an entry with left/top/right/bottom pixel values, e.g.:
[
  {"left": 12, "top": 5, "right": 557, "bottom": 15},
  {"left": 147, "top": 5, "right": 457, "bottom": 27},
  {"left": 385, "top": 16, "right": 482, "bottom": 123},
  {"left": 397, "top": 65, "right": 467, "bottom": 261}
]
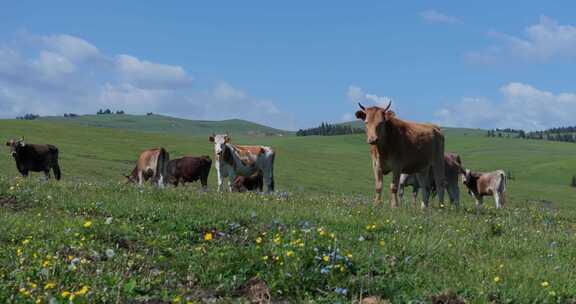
[{"left": 1, "top": 1, "right": 576, "bottom": 130}]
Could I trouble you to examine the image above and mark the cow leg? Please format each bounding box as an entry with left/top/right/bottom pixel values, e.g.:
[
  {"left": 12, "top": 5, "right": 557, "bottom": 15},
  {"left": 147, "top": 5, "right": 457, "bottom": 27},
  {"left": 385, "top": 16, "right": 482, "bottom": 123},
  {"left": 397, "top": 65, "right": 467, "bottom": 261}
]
[
  {"left": 157, "top": 174, "right": 165, "bottom": 188},
  {"left": 416, "top": 173, "right": 431, "bottom": 209},
  {"left": 138, "top": 171, "right": 144, "bottom": 187},
  {"left": 227, "top": 171, "right": 236, "bottom": 192},
  {"left": 263, "top": 168, "right": 274, "bottom": 193},
  {"left": 20, "top": 169, "right": 29, "bottom": 178},
  {"left": 448, "top": 184, "right": 460, "bottom": 208},
  {"left": 412, "top": 185, "right": 419, "bottom": 205},
  {"left": 389, "top": 171, "right": 400, "bottom": 208},
  {"left": 43, "top": 170, "right": 50, "bottom": 181},
  {"left": 494, "top": 192, "right": 503, "bottom": 209},
  {"left": 475, "top": 195, "right": 483, "bottom": 208},
  {"left": 216, "top": 165, "right": 224, "bottom": 192},
  {"left": 372, "top": 157, "right": 384, "bottom": 204},
  {"left": 398, "top": 183, "right": 405, "bottom": 204},
  {"left": 432, "top": 165, "right": 445, "bottom": 206}
]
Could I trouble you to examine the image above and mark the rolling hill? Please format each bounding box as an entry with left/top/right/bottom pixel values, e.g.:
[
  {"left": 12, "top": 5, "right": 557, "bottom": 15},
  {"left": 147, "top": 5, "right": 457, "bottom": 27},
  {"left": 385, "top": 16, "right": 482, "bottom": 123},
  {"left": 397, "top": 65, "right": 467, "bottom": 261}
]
[{"left": 38, "top": 114, "right": 292, "bottom": 137}]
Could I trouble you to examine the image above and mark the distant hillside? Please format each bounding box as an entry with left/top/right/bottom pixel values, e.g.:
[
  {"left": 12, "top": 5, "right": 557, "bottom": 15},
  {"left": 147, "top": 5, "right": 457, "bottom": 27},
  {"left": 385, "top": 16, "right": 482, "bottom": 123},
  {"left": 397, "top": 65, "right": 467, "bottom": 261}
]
[
  {"left": 38, "top": 114, "right": 292, "bottom": 136},
  {"left": 337, "top": 120, "right": 486, "bottom": 137}
]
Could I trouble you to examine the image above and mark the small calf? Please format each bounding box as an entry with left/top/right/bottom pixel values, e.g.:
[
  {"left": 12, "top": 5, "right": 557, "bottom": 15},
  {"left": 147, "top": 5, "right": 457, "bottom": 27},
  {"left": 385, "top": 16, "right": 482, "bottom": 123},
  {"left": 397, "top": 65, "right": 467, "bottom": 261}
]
[
  {"left": 232, "top": 172, "right": 264, "bottom": 192},
  {"left": 462, "top": 169, "right": 506, "bottom": 208}
]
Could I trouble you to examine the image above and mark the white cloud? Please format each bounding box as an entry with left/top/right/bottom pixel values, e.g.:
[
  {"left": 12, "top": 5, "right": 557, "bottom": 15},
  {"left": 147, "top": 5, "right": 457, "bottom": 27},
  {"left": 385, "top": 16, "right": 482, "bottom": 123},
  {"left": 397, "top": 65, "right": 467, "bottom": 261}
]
[
  {"left": 0, "top": 32, "right": 295, "bottom": 130},
  {"left": 346, "top": 85, "right": 392, "bottom": 108},
  {"left": 434, "top": 82, "right": 576, "bottom": 130},
  {"left": 41, "top": 34, "right": 102, "bottom": 62},
  {"left": 419, "top": 10, "right": 459, "bottom": 24},
  {"left": 466, "top": 16, "right": 576, "bottom": 63},
  {"left": 115, "top": 54, "right": 192, "bottom": 89}
]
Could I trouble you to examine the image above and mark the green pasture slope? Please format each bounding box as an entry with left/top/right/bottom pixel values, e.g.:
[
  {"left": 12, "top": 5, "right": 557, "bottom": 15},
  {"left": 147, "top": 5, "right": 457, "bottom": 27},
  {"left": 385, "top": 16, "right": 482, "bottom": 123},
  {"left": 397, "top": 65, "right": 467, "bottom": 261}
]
[{"left": 1, "top": 117, "right": 576, "bottom": 303}]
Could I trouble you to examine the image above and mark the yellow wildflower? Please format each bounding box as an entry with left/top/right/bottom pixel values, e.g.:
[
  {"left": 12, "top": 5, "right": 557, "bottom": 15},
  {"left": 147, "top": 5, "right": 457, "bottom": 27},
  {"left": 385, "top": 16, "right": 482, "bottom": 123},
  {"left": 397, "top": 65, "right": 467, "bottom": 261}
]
[
  {"left": 42, "top": 260, "right": 51, "bottom": 268},
  {"left": 61, "top": 291, "right": 71, "bottom": 298},
  {"left": 255, "top": 237, "right": 262, "bottom": 244},
  {"left": 494, "top": 276, "right": 501, "bottom": 283},
  {"left": 173, "top": 296, "right": 182, "bottom": 303},
  {"left": 379, "top": 240, "right": 385, "bottom": 246},
  {"left": 286, "top": 251, "right": 294, "bottom": 257},
  {"left": 204, "top": 232, "right": 213, "bottom": 241},
  {"left": 22, "top": 239, "right": 30, "bottom": 245},
  {"left": 541, "top": 281, "right": 549, "bottom": 288},
  {"left": 83, "top": 221, "right": 92, "bottom": 228},
  {"left": 74, "top": 285, "right": 89, "bottom": 296},
  {"left": 322, "top": 255, "right": 330, "bottom": 262},
  {"left": 44, "top": 282, "right": 56, "bottom": 290}
]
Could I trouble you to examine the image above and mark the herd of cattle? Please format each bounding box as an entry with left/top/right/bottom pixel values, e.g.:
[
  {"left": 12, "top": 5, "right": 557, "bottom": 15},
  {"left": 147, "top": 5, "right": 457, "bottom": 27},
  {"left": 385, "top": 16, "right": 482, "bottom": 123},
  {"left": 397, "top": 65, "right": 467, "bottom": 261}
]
[{"left": 4, "top": 102, "right": 507, "bottom": 208}]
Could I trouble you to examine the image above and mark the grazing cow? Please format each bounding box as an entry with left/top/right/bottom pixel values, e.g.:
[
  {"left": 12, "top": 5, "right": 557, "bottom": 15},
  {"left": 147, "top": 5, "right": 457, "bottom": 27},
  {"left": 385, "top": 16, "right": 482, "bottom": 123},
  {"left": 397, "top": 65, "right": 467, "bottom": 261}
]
[
  {"left": 462, "top": 169, "right": 506, "bottom": 209},
  {"left": 6, "top": 138, "right": 61, "bottom": 180},
  {"left": 166, "top": 156, "right": 212, "bottom": 189},
  {"left": 232, "top": 171, "right": 264, "bottom": 192},
  {"left": 355, "top": 102, "right": 445, "bottom": 208},
  {"left": 209, "top": 134, "right": 275, "bottom": 193},
  {"left": 125, "top": 148, "right": 169, "bottom": 187},
  {"left": 398, "top": 152, "right": 463, "bottom": 207}
]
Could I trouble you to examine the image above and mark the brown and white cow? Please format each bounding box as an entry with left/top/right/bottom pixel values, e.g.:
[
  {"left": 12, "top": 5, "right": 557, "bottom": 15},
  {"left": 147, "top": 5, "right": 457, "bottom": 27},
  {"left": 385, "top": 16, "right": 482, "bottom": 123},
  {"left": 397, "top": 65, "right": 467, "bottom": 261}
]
[
  {"left": 355, "top": 102, "right": 445, "bottom": 208},
  {"left": 232, "top": 171, "right": 264, "bottom": 192},
  {"left": 125, "top": 148, "right": 169, "bottom": 187},
  {"left": 399, "top": 152, "right": 463, "bottom": 207},
  {"left": 209, "top": 134, "right": 275, "bottom": 193},
  {"left": 462, "top": 169, "right": 506, "bottom": 209}
]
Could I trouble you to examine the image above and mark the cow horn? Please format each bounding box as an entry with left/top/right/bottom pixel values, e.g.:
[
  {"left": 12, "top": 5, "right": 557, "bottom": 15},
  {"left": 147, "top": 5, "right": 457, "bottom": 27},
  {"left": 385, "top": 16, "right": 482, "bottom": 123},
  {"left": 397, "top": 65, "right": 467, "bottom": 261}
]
[
  {"left": 358, "top": 103, "right": 366, "bottom": 111},
  {"left": 382, "top": 100, "right": 392, "bottom": 112}
]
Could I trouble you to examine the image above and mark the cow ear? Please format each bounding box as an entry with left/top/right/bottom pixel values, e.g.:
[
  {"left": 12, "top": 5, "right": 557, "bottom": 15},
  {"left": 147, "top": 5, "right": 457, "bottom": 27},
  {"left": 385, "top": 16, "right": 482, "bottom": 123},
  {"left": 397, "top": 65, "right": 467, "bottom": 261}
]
[
  {"left": 355, "top": 110, "right": 366, "bottom": 121},
  {"left": 209, "top": 136, "right": 214, "bottom": 143},
  {"left": 385, "top": 110, "right": 396, "bottom": 120},
  {"left": 224, "top": 135, "right": 230, "bottom": 143},
  {"left": 5, "top": 141, "right": 10, "bottom": 146}
]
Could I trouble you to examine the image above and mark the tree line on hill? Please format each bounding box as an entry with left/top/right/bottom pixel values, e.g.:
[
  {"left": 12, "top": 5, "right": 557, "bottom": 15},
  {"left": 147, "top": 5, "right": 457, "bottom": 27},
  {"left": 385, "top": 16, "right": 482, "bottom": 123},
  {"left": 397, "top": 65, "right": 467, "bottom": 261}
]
[
  {"left": 486, "top": 127, "right": 576, "bottom": 143},
  {"left": 296, "top": 122, "right": 364, "bottom": 136},
  {"left": 16, "top": 114, "right": 40, "bottom": 120},
  {"left": 96, "top": 109, "right": 125, "bottom": 115}
]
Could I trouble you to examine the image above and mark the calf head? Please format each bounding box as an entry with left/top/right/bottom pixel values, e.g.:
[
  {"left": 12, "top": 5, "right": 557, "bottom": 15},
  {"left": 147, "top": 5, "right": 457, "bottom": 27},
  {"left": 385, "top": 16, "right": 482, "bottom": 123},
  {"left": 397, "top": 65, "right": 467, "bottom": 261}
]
[
  {"left": 6, "top": 138, "right": 25, "bottom": 158},
  {"left": 355, "top": 101, "right": 392, "bottom": 145},
  {"left": 461, "top": 169, "right": 475, "bottom": 195},
  {"left": 209, "top": 134, "right": 230, "bottom": 157}
]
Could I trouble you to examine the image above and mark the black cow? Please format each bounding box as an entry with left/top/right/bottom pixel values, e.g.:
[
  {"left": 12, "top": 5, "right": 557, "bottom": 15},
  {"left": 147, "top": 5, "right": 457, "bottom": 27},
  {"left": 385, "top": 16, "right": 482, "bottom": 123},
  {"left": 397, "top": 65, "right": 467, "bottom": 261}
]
[
  {"left": 167, "top": 156, "right": 212, "bottom": 188},
  {"left": 6, "top": 138, "right": 61, "bottom": 180}
]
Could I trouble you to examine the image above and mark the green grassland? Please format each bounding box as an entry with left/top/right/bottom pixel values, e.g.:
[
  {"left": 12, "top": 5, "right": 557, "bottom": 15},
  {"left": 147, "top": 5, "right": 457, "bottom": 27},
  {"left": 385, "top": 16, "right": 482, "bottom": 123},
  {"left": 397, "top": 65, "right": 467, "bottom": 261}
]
[{"left": 1, "top": 117, "right": 576, "bottom": 303}]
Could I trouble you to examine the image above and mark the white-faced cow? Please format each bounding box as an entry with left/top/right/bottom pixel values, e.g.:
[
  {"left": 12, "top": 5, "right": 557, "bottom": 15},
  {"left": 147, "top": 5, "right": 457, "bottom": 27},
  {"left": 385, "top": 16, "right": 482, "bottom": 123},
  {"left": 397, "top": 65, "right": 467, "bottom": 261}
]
[
  {"left": 6, "top": 138, "right": 61, "bottom": 180},
  {"left": 209, "top": 134, "right": 275, "bottom": 193},
  {"left": 355, "top": 102, "right": 445, "bottom": 208},
  {"left": 398, "top": 152, "right": 463, "bottom": 207},
  {"left": 125, "top": 148, "right": 169, "bottom": 187},
  {"left": 462, "top": 169, "right": 506, "bottom": 209}
]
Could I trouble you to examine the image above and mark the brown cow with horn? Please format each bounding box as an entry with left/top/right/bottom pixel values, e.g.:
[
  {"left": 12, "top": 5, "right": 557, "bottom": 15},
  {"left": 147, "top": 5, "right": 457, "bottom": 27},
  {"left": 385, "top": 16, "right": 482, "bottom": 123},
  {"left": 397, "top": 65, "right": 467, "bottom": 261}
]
[{"left": 355, "top": 101, "right": 446, "bottom": 208}]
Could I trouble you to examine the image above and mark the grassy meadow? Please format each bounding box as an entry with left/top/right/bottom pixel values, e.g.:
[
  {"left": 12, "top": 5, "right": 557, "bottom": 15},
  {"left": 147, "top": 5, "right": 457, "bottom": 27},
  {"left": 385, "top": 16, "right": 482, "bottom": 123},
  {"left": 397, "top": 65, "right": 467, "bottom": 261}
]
[{"left": 1, "top": 116, "right": 576, "bottom": 303}]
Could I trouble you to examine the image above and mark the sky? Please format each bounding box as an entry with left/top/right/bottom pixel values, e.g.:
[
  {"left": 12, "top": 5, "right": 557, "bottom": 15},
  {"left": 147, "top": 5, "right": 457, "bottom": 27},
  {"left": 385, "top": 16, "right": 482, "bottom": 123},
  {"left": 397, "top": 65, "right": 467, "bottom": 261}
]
[{"left": 1, "top": 1, "right": 576, "bottom": 131}]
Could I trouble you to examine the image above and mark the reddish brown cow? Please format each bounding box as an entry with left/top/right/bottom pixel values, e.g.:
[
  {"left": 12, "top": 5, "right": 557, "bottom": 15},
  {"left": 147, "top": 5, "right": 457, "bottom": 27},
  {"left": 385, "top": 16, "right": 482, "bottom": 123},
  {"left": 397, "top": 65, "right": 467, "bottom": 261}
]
[
  {"left": 126, "top": 148, "right": 169, "bottom": 187},
  {"left": 232, "top": 171, "right": 264, "bottom": 192},
  {"left": 355, "top": 102, "right": 445, "bottom": 208},
  {"left": 462, "top": 169, "right": 506, "bottom": 208},
  {"left": 166, "top": 156, "right": 212, "bottom": 189}
]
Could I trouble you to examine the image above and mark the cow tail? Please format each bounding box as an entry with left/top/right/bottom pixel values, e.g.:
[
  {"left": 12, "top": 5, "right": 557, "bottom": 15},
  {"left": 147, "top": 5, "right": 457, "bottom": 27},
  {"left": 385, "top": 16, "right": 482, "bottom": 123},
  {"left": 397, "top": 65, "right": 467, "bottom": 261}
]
[
  {"left": 269, "top": 151, "right": 275, "bottom": 192},
  {"left": 158, "top": 148, "right": 169, "bottom": 186},
  {"left": 500, "top": 171, "right": 507, "bottom": 193},
  {"left": 51, "top": 146, "right": 62, "bottom": 180}
]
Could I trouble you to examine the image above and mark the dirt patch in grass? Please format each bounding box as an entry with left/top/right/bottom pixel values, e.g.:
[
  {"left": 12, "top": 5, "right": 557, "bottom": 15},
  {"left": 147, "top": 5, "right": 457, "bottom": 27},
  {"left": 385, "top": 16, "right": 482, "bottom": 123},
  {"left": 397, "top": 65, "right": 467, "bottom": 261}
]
[
  {"left": 0, "top": 195, "right": 28, "bottom": 211},
  {"left": 429, "top": 290, "right": 467, "bottom": 304}
]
